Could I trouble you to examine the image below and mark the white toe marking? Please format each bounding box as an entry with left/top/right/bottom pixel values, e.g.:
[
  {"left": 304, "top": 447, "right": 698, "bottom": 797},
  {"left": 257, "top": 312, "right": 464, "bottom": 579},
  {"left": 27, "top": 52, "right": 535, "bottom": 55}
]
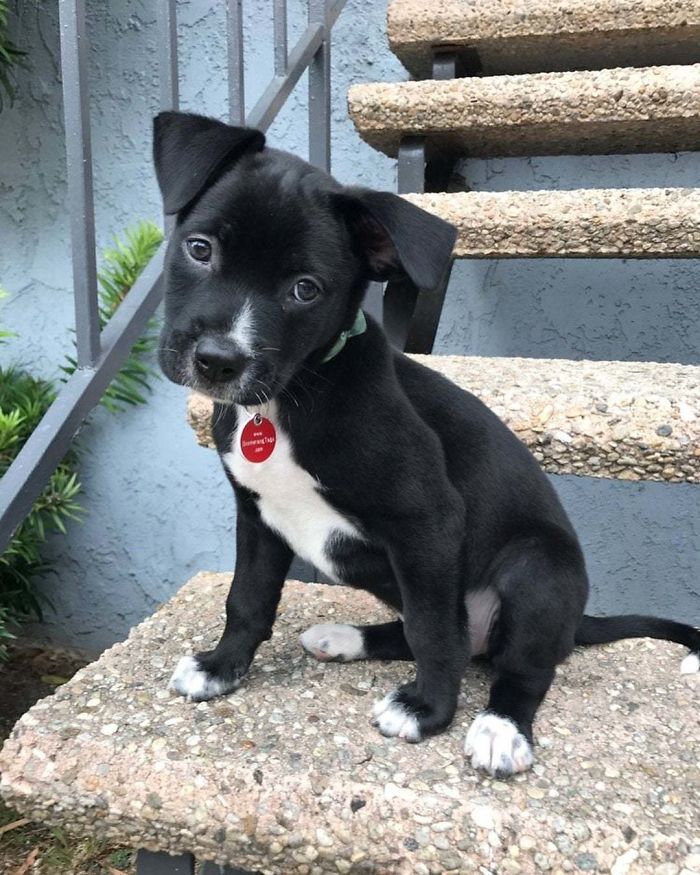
[
  {"left": 169, "top": 655, "right": 237, "bottom": 701},
  {"left": 680, "top": 652, "right": 700, "bottom": 675},
  {"left": 464, "top": 711, "right": 533, "bottom": 776},
  {"left": 300, "top": 623, "right": 365, "bottom": 662},
  {"left": 372, "top": 691, "right": 421, "bottom": 742}
]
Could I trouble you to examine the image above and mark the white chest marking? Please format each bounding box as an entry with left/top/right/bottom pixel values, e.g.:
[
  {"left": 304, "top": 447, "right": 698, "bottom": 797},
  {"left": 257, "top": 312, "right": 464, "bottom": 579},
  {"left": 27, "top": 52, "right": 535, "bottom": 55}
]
[{"left": 223, "top": 402, "right": 361, "bottom": 579}]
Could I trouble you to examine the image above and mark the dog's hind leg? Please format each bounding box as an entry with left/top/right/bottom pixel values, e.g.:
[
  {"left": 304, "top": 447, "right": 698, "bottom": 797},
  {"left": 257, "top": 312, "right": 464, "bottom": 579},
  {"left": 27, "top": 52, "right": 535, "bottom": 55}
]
[
  {"left": 300, "top": 620, "right": 413, "bottom": 662},
  {"left": 465, "top": 531, "right": 587, "bottom": 778}
]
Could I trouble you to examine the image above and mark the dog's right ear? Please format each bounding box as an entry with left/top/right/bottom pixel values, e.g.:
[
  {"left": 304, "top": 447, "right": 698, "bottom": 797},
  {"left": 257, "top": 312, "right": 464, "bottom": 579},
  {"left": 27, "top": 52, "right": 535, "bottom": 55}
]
[
  {"left": 333, "top": 187, "right": 456, "bottom": 292},
  {"left": 153, "top": 111, "right": 265, "bottom": 215}
]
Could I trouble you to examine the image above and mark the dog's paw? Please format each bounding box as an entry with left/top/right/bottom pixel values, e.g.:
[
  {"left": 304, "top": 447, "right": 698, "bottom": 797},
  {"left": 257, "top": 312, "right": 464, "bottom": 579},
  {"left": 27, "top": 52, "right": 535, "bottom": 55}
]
[
  {"left": 372, "top": 689, "right": 422, "bottom": 742},
  {"left": 169, "top": 654, "right": 242, "bottom": 702},
  {"left": 300, "top": 623, "right": 365, "bottom": 662},
  {"left": 464, "top": 711, "right": 534, "bottom": 778}
]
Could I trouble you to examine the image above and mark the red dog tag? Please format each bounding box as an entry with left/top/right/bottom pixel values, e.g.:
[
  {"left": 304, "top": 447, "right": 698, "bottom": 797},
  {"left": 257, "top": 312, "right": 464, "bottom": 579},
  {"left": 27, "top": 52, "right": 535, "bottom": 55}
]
[{"left": 240, "top": 414, "right": 276, "bottom": 462}]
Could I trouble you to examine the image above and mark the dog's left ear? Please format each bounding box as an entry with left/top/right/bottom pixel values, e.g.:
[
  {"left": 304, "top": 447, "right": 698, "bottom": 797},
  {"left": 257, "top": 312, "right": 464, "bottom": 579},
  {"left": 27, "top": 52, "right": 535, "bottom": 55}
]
[
  {"left": 153, "top": 111, "right": 265, "bottom": 214},
  {"left": 334, "top": 188, "right": 457, "bottom": 291}
]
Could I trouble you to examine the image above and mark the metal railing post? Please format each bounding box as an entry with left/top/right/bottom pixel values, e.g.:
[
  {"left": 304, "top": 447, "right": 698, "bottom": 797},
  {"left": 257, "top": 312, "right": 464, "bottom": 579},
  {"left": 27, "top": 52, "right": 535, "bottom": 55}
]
[
  {"left": 273, "top": 0, "right": 288, "bottom": 76},
  {"left": 227, "top": 0, "right": 245, "bottom": 125},
  {"left": 58, "top": 0, "right": 100, "bottom": 367},
  {"left": 308, "top": 0, "right": 331, "bottom": 171},
  {"left": 157, "top": 0, "right": 179, "bottom": 111}
]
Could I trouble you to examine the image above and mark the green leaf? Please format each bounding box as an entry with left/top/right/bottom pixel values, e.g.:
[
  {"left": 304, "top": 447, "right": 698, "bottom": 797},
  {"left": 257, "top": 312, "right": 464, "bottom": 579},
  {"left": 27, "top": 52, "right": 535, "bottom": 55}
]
[{"left": 61, "top": 219, "right": 163, "bottom": 411}]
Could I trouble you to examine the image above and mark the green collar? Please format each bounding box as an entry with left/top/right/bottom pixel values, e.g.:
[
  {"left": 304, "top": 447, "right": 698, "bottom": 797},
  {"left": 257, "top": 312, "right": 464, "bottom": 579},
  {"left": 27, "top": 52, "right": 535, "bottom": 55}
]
[{"left": 321, "top": 309, "right": 367, "bottom": 363}]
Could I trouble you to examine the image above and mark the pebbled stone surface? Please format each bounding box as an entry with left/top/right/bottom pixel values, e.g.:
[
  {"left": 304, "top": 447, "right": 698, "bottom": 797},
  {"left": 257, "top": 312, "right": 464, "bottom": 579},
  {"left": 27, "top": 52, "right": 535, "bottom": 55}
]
[
  {"left": 347, "top": 64, "right": 700, "bottom": 158},
  {"left": 1, "top": 574, "right": 699, "bottom": 873},
  {"left": 387, "top": 0, "right": 700, "bottom": 77},
  {"left": 187, "top": 355, "right": 700, "bottom": 483},
  {"left": 406, "top": 188, "right": 700, "bottom": 258}
]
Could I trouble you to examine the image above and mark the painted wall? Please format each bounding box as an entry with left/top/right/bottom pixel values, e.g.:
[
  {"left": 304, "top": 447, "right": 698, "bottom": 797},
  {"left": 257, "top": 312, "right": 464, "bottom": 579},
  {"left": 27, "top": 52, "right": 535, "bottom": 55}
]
[{"left": 1, "top": 0, "right": 697, "bottom": 652}]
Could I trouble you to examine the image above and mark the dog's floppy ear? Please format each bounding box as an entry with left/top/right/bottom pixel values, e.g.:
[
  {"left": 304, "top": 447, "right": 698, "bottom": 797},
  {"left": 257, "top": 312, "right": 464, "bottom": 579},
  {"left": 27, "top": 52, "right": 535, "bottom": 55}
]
[
  {"left": 153, "top": 111, "right": 265, "bottom": 214},
  {"left": 334, "top": 188, "right": 457, "bottom": 291}
]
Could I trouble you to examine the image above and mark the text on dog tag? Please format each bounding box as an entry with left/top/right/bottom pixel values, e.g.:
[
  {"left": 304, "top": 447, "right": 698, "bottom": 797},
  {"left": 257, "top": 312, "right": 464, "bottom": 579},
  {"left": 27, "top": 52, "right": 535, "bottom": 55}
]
[{"left": 240, "top": 414, "right": 276, "bottom": 462}]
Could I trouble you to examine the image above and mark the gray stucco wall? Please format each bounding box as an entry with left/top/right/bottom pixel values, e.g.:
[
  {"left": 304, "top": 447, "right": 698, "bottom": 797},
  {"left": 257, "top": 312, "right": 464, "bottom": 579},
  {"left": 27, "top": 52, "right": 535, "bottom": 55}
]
[{"left": 1, "top": 1, "right": 697, "bottom": 652}]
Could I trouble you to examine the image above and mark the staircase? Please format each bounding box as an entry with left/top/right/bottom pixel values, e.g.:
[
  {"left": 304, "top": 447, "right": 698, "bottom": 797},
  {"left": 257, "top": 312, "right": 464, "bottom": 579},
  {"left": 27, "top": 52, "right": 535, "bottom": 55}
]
[{"left": 343, "top": 0, "right": 700, "bottom": 482}]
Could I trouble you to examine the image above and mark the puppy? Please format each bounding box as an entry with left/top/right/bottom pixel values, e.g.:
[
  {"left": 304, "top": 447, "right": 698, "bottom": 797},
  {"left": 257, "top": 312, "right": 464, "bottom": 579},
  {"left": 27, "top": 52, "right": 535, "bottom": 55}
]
[{"left": 155, "top": 111, "right": 699, "bottom": 776}]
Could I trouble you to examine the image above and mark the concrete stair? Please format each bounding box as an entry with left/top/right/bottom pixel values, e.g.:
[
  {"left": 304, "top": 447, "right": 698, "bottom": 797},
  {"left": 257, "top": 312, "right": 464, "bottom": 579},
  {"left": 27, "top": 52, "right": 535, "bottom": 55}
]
[
  {"left": 388, "top": 0, "right": 700, "bottom": 77},
  {"left": 347, "top": 63, "right": 700, "bottom": 159},
  {"left": 2, "top": 574, "right": 698, "bottom": 874},
  {"left": 405, "top": 188, "right": 700, "bottom": 258},
  {"left": 187, "top": 356, "right": 700, "bottom": 483}
]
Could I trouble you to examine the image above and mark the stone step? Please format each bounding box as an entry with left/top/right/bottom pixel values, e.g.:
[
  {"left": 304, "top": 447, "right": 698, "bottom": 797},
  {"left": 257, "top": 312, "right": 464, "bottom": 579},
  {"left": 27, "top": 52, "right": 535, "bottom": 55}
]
[
  {"left": 347, "top": 64, "right": 700, "bottom": 158},
  {"left": 388, "top": 0, "right": 700, "bottom": 77},
  {"left": 187, "top": 356, "right": 700, "bottom": 483},
  {"left": 406, "top": 188, "right": 700, "bottom": 258},
  {"left": 2, "top": 574, "right": 697, "bottom": 873}
]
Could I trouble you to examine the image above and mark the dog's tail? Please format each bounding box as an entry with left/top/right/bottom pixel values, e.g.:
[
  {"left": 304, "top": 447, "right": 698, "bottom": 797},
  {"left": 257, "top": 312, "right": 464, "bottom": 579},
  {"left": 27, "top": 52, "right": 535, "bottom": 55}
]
[{"left": 575, "top": 614, "right": 700, "bottom": 674}]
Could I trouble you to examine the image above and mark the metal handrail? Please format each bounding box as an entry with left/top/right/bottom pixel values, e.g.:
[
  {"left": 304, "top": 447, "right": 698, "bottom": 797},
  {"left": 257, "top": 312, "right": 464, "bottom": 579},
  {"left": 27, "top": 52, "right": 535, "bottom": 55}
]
[{"left": 0, "top": 0, "right": 348, "bottom": 551}]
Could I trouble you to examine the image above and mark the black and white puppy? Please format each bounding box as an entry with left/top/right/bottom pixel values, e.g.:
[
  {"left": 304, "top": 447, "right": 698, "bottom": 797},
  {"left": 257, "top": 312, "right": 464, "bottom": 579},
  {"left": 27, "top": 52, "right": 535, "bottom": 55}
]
[{"left": 155, "top": 111, "right": 699, "bottom": 777}]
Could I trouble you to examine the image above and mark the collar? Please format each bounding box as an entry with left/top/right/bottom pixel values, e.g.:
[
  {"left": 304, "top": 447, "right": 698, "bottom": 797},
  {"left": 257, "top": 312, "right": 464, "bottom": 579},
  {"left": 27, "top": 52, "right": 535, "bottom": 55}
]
[{"left": 321, "top": 309, "right": 367, "bottom": 363}]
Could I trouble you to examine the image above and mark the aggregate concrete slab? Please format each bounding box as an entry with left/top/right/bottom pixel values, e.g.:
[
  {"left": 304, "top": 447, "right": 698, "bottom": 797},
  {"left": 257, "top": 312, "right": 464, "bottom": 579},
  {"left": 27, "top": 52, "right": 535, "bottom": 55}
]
[
  {"left": 1, "top": 575, "right": 698, "bottom": 873},
  {"left": 187, "top": 355, "right": 700, "bottom": 483},
  {"left": 347, "top": 64, "right": 700, "bottom": 158},
  {"left": 404, "top": 188, "right": 700, "bottom": 259},
  {"left": 388, "top": 0, "right": 700, "bottom": 77}
]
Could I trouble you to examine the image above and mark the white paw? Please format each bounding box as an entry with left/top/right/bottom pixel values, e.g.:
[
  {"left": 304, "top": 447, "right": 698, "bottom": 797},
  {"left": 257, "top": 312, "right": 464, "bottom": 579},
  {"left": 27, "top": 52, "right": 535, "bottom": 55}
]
[
  {"left": 680, "top": 651, "right": 700, "bottom": 675},
  {"left": 464, "top": 711, "right": 534, "bottom": 777},
  {"left": 372, "top": 690, "right": 421, "bottom": 742},
  {"left": 300, "top": 623, "right": 365, "bottom": 662},
  {"left": 169, "top": 655, "right": 239, "bottom": 701}
]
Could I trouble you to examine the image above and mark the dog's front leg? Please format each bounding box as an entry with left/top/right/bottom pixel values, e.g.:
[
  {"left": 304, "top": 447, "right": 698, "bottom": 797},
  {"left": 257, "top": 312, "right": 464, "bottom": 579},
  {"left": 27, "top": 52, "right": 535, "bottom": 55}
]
[
  {"left": 372, "top": 519, "right": 468, "bottom": 742},
  {"left": 170, "top": 498, "right": 293, "bottom": 701}
]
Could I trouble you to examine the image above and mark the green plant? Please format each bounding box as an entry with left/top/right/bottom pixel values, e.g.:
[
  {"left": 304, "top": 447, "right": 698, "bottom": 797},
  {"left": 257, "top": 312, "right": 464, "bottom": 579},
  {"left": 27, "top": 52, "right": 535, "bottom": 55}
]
[
  {"left": 62, "top": 220, "right": 164, "bottom": 411},
  {"left": 0, "top": 0, "right": 24, "bottom": 110},
  {"left": 0, "top": 287, "right": 13, "bottom": 342},
  {"left": 0, "top": 368, "right": 83, "bottom": 658}
]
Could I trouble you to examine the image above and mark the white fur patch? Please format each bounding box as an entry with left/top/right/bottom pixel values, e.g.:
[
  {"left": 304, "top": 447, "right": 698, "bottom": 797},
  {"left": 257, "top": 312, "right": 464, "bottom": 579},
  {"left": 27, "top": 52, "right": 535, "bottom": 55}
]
[
  {"left": 227, "top": 299, "right": 255, "bottom": 355},
  {"left": 224, "top": 401, "right": 362, "bottom": 580},
  {"left": 465, "top": 711, "right": 533, "bottom": 776},
  {"left": 300, "top": 623, "right": 365, "bottom": 661},
  {"left": 169, "top": 655, "right": 238, "bottom": 701},
  {"left": 680, "top": 652, "right": 700, "bottom": 675},
  {"left": 372, "top": 691, "right": 421, "bottom": 742},
  {"left": 465, "top": 587, "right": 500, "bottom": 656}
]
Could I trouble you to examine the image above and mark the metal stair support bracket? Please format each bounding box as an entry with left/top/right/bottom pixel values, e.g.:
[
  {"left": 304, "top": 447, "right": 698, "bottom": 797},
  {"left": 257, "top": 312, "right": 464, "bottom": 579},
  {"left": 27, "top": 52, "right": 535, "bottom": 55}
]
[
  {"left": 136, "top": 850, "right": 194, "bottom": 874},
  {"left": 136, "top": 848, "right": 259, "bottom": 872},
  {"left": 382, "top": 136, "right": 424, "bottom": 349},
  {"left": 383, "top": 51, "right": 473, "bottom": 353}
]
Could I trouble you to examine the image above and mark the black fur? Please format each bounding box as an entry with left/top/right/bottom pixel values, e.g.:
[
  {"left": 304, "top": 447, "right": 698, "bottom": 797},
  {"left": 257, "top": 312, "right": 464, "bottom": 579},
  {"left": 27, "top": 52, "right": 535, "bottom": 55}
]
[{"left": 155, "top": 112, "right": 699, "bottom": 772}]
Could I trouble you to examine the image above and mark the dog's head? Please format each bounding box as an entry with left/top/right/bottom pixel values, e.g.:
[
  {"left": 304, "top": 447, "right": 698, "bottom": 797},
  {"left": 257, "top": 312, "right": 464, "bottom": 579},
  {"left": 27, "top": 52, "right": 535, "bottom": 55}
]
[{"left": 153, "top": 111, "right": 456, "bottom": 405}]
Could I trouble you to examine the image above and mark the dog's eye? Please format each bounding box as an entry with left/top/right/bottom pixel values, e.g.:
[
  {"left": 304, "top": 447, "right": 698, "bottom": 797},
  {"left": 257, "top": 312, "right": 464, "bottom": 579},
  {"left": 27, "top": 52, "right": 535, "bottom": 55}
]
[
  {"left": 186, "top": 237, "right": 212, "bottom": 263},
  {"left": 292, "top": 279, "right": 321, "bottom": 303}
]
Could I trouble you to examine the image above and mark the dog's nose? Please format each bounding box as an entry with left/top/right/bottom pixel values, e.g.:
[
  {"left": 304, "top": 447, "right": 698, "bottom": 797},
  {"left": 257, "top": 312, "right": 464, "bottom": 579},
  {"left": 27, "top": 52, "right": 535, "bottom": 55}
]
[{"left": 194, "top": 337, "right": 249, "bottom": 383}]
